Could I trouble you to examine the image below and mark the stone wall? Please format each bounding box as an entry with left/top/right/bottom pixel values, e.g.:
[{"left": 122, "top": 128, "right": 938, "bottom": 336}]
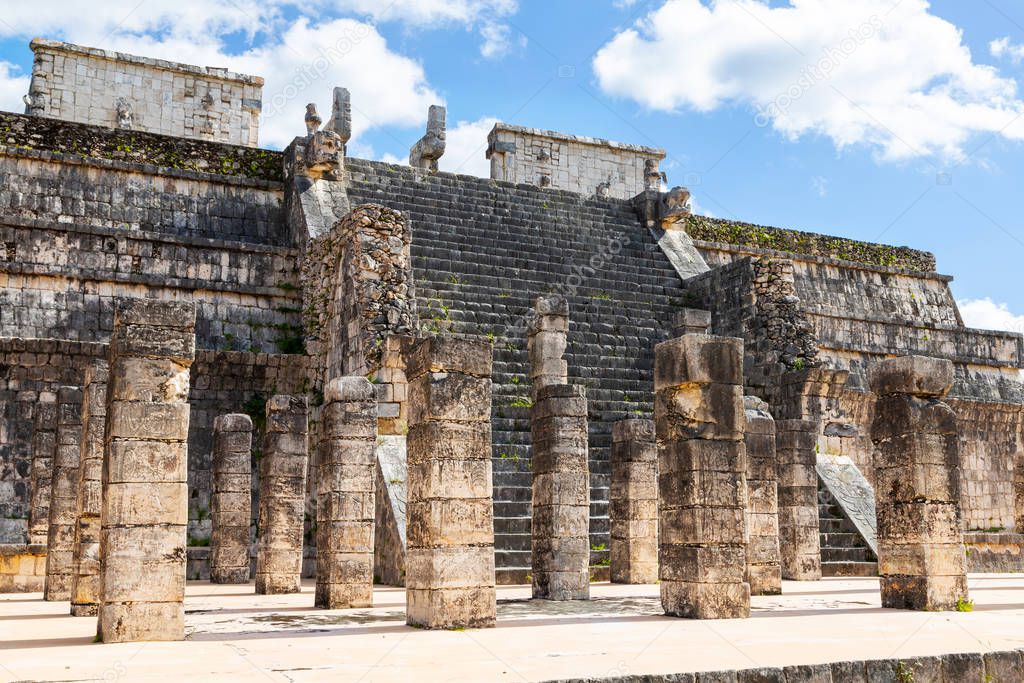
[
  {"left": 0, "top": 543, "right": 45, "bottom": 592},
  {"left": 486, "top": 123, "right": 665, "bottom": 199},
  {"left": 27, "top": 40, "right": 263, "bottom": 147},
  {"left": 0, "top": 150, "right": 285, "bottom": 245},
  {"left": 0, "top": 218, "right": 299, "bottom": 350}
]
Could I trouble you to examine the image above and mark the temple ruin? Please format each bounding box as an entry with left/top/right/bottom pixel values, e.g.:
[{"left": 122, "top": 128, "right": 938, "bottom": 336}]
[{"left": 0, "top": 37, "right": 1023, "bottom": 676}]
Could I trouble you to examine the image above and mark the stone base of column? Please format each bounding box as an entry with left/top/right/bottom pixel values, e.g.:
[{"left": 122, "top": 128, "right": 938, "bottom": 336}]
[
  {"left": 661, "top": 580, "right": 751, "bottom": 620},
  {"left": 99, "top": 602, "right": 184, "bottom": 643}
]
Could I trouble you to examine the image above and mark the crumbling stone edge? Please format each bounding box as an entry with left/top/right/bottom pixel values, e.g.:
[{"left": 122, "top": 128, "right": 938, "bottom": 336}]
[{"left": 540, "top": 648, "right": 1024, "bottom": 682}]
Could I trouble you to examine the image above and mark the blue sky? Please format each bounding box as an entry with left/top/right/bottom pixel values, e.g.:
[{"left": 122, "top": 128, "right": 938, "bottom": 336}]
[{"left": 0, "top": 0, "right": 1021, "bottom": 331}]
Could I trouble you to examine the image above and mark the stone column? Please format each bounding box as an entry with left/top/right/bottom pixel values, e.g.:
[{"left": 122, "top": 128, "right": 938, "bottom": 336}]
[
  {"left": 28, "top": 398, "right": 58, "bottom": 545},
  {"left": 44, "top": 386, "right": 83, "bottom": 601},
  {"left": 610, "top": 419, "right": 658, "bottom": 585},
  {"left": 527, "top": 296, "right": 569, "bottom": 400},
  {"left": 70, "top": 361, "right": 108, "bottom": 616},
  {"left": 210, "top": 414, "right": 253, "bottom": 584},
  {"left": 531, "top": 384, "right": 590, "bottom": 600},
  {"left": 98, "top": 299, "right": 195, "bottom": 643},
  {"left": 255, "top": 395, "right": 309, "bottom": 595},
  {"left": 744, "top": 397, "right": 782, "bottom": 596},
  {"left": 870, "top": 356, "right": 969, "bottom": 611},
  {"left": 655, "top": 334, "right": 750, "bottom": 619},
  {"left": 406, "top": 336, "right": 496, "bottom": 629},
  {"left": 772, "top": 368, "right": 846, "bottom": 581},
  {"left": 315, "top": 377, "right": 377, "bottom": 609}
]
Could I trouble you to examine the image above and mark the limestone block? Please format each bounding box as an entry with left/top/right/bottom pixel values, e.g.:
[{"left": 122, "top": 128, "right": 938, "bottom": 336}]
[
  {"left": 210, "top": 413, "right": 252, "bottom": 585},
  {"left": 44, "top": 386, "right": 82, "bottom": 602},
  {"left": 869, "top": 355, "right": 954, "bottom": 398},
  {"left": 656, "top": 334, "right": 749, "bottom": 619},
  {"left": 405, "top": 335, "right": 495, "bottom": 629},
  {"left": 870, "top": 355, "right": 969, "bottom": 612},
  {"left": 744, "top": 400, "right": 780, "bottom": 595},
  {"left": 315, "top": 377, "right": 377, "bottom": 609},
  {"left": 531, "top": 384, "right": 589, "bottom": 600},
  {"left": 98, "top": 299, "right": 193, "bottom": 644}
]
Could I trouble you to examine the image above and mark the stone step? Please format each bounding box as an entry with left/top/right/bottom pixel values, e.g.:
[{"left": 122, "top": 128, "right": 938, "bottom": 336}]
[
  {"left": 820, "top": 532, "right": 862, "bottom": 549},
  {"left": 821, "top": 561, "right": 878, "bottom": 578},
  {"left": 821, "top": 546, "right": 870, "bottom": 563}
]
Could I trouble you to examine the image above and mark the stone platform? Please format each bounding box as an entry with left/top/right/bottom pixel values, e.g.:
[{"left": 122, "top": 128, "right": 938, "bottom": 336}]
[{"left": 2, "top": 576, "right": 1023, "bottom": 681}]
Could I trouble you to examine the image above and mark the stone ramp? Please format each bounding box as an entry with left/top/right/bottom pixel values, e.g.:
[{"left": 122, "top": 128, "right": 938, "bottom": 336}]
[
  {"left": 346, "top": 160, "right": 688, "bottom": 583},
  {"left": 817, "top": 454, "right": 878, "bottom": 577}
]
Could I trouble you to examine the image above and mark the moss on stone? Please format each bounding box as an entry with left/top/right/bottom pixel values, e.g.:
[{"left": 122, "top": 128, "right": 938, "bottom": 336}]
[
  {"left": 0, "top": 111, "right": 283, "bottom": 181},
  {"left": 684, "top": 215, "right": 936, "bottom": 272}
]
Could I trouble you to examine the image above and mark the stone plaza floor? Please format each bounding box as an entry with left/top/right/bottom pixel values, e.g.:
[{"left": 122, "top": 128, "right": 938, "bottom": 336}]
[{"left": 2, "top": 575, "right": 1023, "bottom": 681}]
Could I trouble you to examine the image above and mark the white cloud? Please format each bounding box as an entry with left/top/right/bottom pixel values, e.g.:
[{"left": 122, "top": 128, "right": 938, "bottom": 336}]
[
  {"left": 0, "top": 62, "right": 30, "bottom": 114},
  {"left": 593, "top": 0, "right": 1024, "bottom": 162},
  {"left": 958, "top": 298, "right": 1024, "bottom": 334},
  {"left": 439, "top": 116, "right": 500, "bottom": 177},
  {"left": 991, "top": 37, "right": 1024, "bottom": 64},
  {"left": 479, "top": 22, "right": 527, "bottom": 59},
  {"left": 330, "top": 0, "right": 517, "bottom": 26}
]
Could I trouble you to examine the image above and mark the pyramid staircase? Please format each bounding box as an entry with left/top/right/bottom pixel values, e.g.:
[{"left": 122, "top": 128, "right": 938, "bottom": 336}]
[{"left": 347, "top": 160, "right": 689, "bottom": 583}]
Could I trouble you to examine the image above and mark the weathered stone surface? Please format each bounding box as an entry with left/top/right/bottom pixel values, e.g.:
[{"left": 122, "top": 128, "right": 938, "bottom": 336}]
[
  {"left": 256, "top": 396, "right": 308, "bottom": 595},
  {"left": 98, "top": 298, "right": 194, "bottom": 643},
  {"left": 316, "top": 377, "right": 377, "bottom": 609},
  {"left": 870, "top": 356, "right": 969, "bottom": 612},
  {"left": 528, "top": 296, "right": 569, "bottom": 400},
  {"left": 869, "top": 355, "right": 954, "bottom": 398},
  {"left": 28, "top": 401, "right": 57, "bottom": 546},
  {"left": 656, "top": 334, "right": 749, "bottom": 619},
  {"left": 210, "top": 414, "right": 252, "bottom": 584},
  {"left": 44, "top": 386, "right": 82, "bottom": 601},
  {"left": 673, "top": 308, "right": 712, "bottom": 337},
  {"left": 409, "top": 105, "right": 446, "bottom": 172},
  {"left": 406, "top": 336, "right": 496, "bottom": 629},
  {"left": 743, "top": 399, "right": 781, "bottom": 596},
  {"left": 0, "top": 543, "right": 47, "bottom": 592},
  {"left": 532, "top": 384, "right": 589, "bottom": 600},
  {"left": 28, "top": 39, "right": 263, "bottom": 147},
  {"left": 486, "top": 122, "right": 665, "bottom": 199}
]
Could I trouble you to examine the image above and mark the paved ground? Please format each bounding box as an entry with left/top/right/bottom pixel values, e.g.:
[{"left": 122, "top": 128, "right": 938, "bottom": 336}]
[{"left": 2, "top": 575, "right": 1023, "bottom": 682}]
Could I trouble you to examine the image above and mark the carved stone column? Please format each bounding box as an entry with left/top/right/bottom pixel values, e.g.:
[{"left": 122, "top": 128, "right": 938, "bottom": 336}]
[
  {"left": 256, "top": 395, "right": 309, "bottom": 595},
  {"left": 44, "top": 386, "right": 83, "bottom": 601},
  {"left": 98, "top": 299, "right": 195, "bottom": 643},
  {"left": 210, "top": 414, "right": 253, "bottom": 584},
  {"left": 28, "top": 398, "right": 58, "bottom": 545},
  {"left": 70, "top": 361, "right": 108, "bottom": 616},
  {"left": 406, "top": 336, "right": 496, "bottom": 629},
  {"left": 655, "top": 334, "right": 750, "bottom": 619},
  {"left": 315, "top": 377, "right": 377, "bottom": 609},
  {"left": 610, "top": 419, "right": 658, "bottom": 585},
  {"left": 531, "top": 384, "right": 590, "bottom": 600},
  {"left": 870, "top": 356, "right": 969, "bottom": 611},
  {"left": 744, "top": 397, "right": 782, "bottom": 595}
]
